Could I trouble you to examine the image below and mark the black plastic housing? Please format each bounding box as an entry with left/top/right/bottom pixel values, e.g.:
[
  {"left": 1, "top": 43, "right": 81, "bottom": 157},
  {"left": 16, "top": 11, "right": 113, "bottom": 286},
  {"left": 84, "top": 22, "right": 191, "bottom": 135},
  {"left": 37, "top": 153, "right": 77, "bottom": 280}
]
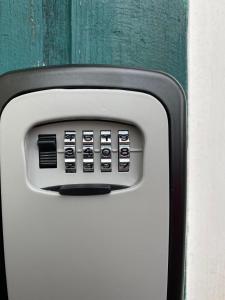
[{"left": 0, "top": 66, "right": 186, "bottom": 300}]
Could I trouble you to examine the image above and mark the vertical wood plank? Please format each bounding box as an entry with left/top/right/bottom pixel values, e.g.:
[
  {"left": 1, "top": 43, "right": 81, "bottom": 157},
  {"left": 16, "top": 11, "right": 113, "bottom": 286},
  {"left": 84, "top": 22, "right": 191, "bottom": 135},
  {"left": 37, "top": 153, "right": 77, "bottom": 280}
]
[
  {"left": 0, "top": 0, "right": 43, "bottom": 73},
  {"left": 0, "top": 0, "right": 187, "bottom": 89},
  {"left": 42, "top": 0, "right": 71, "bottom": 66},
  {"left": 0, "top": 0, "right": 72, "bottom": 73},
  {"left": 71, "top": 0, "right": 187, "bottom": 89}
]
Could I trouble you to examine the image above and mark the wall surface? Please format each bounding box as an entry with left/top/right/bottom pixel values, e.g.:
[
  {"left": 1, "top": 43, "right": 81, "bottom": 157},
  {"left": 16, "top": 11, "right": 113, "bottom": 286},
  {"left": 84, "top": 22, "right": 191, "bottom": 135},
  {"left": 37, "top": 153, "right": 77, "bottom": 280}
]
[
  {"left": 0, "top": 0, "right": 188, "bottom": 89},
  {"left": 187, "top": 1, "right": 225, "bottom": 299}
]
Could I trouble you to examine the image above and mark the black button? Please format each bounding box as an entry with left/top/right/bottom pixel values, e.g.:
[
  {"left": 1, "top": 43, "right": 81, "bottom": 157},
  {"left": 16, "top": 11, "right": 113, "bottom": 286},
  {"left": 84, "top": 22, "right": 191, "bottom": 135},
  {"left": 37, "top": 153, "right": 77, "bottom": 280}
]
[{"left": 38, "top": 134, "right": 57, "bottom": 168}]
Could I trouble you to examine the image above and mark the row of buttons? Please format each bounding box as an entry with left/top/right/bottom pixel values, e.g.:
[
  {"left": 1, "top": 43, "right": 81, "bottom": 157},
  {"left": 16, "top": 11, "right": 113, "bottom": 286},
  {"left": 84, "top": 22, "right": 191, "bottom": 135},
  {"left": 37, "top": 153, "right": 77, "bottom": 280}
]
[
  {"left": 64, "top": 130, "right": 130, "bottom": 173},
  {"left": 64, "top": 131, "right": 76, "bottom": 173},
  {"left": 118, "top": 130, "right": 130, "bottom": 172},
  {"left": 100, "top": 130, "right": 112, "bottom": 172},
  {"left": 83, "top": 131, "right": 94, "bottom": 172}
]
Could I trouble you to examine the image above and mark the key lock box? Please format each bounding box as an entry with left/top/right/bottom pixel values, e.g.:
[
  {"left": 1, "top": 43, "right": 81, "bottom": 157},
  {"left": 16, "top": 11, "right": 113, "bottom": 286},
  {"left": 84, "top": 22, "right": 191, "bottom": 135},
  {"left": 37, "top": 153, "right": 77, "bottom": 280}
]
[{"left": 0, "top": 67, "right": 186, "bottom": 300}]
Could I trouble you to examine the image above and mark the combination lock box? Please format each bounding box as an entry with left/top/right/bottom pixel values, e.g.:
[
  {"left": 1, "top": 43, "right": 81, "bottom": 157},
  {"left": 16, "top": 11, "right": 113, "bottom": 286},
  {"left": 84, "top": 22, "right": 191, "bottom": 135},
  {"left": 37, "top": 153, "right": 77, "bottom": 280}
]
[{"left": 0, "top": 67, "right": 186, "bottom": 300}]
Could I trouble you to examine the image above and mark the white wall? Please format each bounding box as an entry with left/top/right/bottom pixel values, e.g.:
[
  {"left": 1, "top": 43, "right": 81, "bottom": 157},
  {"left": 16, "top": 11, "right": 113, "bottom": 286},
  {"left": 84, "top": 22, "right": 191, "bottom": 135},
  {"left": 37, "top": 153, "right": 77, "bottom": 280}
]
[{"left": 187, "top": 1, "right": 225, "bottom": 299}]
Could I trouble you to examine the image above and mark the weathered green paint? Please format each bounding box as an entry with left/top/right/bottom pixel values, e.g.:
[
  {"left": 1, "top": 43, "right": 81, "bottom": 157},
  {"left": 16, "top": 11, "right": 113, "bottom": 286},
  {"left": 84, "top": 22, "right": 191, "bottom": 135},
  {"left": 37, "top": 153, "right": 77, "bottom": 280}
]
[
  {"left": 71, "top": 0, "right": 187, "bottom": 88},
  {"left": 42, "top": 0, "right": 71, "bottom": 65},
  {"left": 0, "top": 0, "right": 43, "bottom": 70},
  {"left": 0, "top": 0, "right": 187, "bottom": 89}
]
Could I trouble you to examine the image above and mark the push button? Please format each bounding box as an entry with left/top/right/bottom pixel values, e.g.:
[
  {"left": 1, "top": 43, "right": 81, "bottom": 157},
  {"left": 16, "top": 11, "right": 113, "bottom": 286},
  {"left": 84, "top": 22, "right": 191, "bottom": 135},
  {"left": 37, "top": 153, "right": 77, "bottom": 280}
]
[
  {"left": 83, "top": 160, "right": 94, "bottom": 172},
  {"left": 118, "top": 130, "right": 129, "bottom": 144},
  {"left": 100, "top": 130, "right": 111, "bottom": 144},
  {"left": 64, "top": 146, "right": 75, "bottom": 159},
  {"left": 64, "top": 131, "right": 76, "bottom": 145},
  {"left": 83, "top": 131, "right": 94, "bottom": 144},
  {"left": 119, "top": 145, "right": 130, "bottom": 158},
  {"left": 83, "top": 145, "right": 94, "bottom": 159},
  {"left": 101, "top": 146, "right": 111, "bottom": 158},
  {"left": 101, "top": 160, "right": 112, "bottom": 172},
  {"left": 118, "top": 159, "right": 130, "bottom": 172},
  {"left": 38, "top": 134, "right": 57, "bottom": 168},
  {"left": 65, "top": 160, "right": 76, "bottom": 173}
]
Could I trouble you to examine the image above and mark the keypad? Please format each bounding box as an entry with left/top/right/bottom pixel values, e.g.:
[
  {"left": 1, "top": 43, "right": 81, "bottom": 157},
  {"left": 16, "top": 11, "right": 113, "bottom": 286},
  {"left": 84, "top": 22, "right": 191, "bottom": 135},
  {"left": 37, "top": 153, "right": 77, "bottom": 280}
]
[{"left": 40, "top": 129, "right": 131, "bottom": 173}]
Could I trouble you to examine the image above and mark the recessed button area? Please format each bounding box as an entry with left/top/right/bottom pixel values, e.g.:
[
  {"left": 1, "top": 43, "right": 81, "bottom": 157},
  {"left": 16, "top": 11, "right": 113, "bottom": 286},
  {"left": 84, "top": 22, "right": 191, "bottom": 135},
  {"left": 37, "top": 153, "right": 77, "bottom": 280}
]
[
  {"left": 31, "top": 121, "right": 143, "bottom": 191},
  {"left": 38, "top": 134, "right": 57, "bottom": 168},
  {"left": 37, "top": 128, "right": 133, "bottom": 173}
]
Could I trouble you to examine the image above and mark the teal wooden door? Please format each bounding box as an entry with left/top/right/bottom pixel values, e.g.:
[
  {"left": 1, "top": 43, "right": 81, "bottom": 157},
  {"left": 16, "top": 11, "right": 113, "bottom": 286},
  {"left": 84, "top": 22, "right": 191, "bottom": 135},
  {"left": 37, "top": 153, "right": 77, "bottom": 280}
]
[{"left": 0, "top": 0, "right": 187, "bottom": 89}]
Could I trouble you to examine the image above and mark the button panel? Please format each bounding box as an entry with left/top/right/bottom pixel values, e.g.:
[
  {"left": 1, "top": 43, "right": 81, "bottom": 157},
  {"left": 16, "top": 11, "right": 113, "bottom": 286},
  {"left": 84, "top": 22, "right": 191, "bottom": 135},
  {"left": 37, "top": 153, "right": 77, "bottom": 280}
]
[
  {"left": 118, "top": 130, "right": 130, "bottom": 172},
  {"left": 38, "top": 129, "right": 133, "bottom": 173},
  {"left": 64, "top": 131, "right": 76, "bottom": 173},
  {"left": 32, "top": 121, "right": 144, "bottom": 189},
  {"left": 83, "top": 131, "right": 94, "bottom": 172}
]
